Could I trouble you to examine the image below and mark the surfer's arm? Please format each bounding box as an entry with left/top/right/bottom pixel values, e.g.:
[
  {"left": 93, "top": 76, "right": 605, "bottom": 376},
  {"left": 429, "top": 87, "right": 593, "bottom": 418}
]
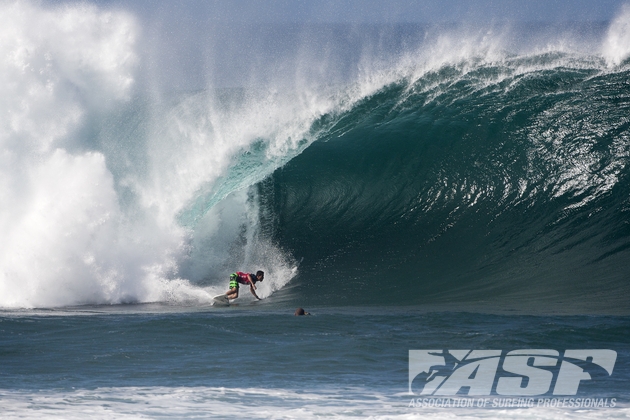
[
  {"left": 247, "top": 275, "right": 257, "bottom": 290},
  {"left": 249, "top": 284, "right": 261, "bottom": 300}
]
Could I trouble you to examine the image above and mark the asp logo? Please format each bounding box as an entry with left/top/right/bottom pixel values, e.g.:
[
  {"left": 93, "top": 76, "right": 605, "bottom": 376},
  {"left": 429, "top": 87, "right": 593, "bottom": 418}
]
[{"left": 409, "top": 349, "right": 617, "bottom": 396}]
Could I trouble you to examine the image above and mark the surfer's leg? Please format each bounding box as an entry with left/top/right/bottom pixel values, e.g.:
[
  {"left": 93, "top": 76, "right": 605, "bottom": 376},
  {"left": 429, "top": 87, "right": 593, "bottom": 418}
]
[
  {"left": 226, "top": 279, "right": 239, "bottom": 299},
  {"left": 226, "top": 287, "right": 239, "bottom": 299}
]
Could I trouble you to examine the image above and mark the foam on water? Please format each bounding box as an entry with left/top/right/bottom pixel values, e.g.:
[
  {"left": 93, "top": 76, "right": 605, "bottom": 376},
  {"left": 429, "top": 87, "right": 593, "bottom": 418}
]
[{"left": 0, "top": 387, "right": 627, "bottom": 420}]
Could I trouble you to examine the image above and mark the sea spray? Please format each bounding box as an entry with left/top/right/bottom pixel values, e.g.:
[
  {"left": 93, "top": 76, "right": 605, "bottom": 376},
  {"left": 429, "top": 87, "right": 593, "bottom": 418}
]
[
  {"left": 0, "top": 2, "right": 165, "bottom": 308},
  {"left": 602, "top": 4, "right": 630, "bottom": 66}
]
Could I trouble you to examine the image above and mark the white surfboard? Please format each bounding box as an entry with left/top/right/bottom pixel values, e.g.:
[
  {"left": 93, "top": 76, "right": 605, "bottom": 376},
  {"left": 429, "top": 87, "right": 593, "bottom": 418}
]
[{"left": 212, "top": 294, "right": 230, "bottom": 307}]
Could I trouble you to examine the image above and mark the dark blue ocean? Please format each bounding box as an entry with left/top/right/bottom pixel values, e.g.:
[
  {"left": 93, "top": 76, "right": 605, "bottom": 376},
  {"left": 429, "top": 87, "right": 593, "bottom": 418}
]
[{"left": 1, "top": 1, "right": 630, "bottom": 418}]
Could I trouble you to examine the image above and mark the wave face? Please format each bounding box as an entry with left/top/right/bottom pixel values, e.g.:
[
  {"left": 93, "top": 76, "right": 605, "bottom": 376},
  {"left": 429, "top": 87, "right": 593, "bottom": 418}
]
[
  {"left": 262, "top": 57, "right": 630, "bottom": 312},
  {"left": 1, "top": 1, "right": 630, "bottom": 312}
]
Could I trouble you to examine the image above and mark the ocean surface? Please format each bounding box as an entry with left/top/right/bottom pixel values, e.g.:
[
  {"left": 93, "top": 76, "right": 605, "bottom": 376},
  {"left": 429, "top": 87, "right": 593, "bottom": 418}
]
[{"left": 1, "top": 1, "right": 630, "bottom": 418}]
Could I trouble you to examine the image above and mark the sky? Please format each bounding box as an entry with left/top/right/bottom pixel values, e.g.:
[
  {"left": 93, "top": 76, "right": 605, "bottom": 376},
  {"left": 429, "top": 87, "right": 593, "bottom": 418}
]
[
  {"left": 81, "top": 0, "right": 629, "bottom": 23},
  {"left": 37, "top": 0, "right": 630, "bottom": 89}
]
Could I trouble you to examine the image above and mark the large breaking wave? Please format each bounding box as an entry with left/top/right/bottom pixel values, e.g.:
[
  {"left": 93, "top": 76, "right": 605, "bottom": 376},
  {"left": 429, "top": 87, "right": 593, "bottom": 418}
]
[
  {"left": 1, "top": 0, "right": 629, "bottom": 312},
  {"left": 263, "top": 56, "right": 630, "bottom": 312}
]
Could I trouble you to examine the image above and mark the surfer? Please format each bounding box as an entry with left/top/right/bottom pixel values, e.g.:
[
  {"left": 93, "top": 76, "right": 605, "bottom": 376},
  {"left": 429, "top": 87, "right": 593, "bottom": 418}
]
[
  {"left": 225, "top": 271, "right": 264, "bottom": 300},
  {"left": 294, "top": 308, "right": 310, "bottom": 316}
]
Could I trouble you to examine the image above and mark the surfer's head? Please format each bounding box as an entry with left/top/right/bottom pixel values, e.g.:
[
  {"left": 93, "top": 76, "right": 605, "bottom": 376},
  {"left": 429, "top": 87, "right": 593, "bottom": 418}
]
[{"left": 256, "top": 271, "right": 264, "bottom": 282}]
